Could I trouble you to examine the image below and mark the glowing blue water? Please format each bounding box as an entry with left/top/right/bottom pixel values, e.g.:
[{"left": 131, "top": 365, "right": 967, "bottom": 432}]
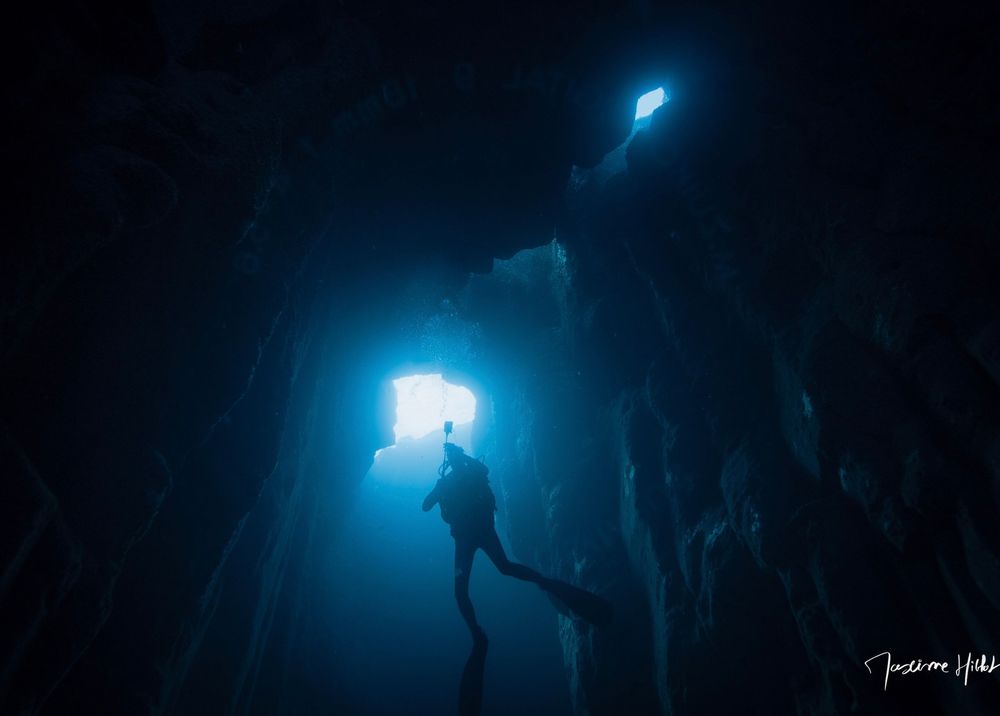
[
  {"left": 635, "top": 86, "right": 667, "bottom": 119},
  {"left": 392, "top": 374, "right": 476, "bottom": 443}
]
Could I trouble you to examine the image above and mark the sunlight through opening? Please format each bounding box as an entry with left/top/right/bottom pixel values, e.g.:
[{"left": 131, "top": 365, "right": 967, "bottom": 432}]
[
  {"left": 635, "top": 86, "right": 667, "bottom": 120},
  {"left": 392, "top": 374, "right": 476, "bottom": 443}
]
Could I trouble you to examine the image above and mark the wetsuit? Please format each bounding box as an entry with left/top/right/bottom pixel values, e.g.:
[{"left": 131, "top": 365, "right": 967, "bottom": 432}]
[{"left": 423, "top": 455, "right": 544, "bottom": 639}]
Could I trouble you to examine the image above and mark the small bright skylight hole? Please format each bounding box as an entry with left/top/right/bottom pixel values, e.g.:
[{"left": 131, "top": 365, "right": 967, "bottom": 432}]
[
  {"left": 392, "top": 374, "right": 476, "bottom": 443},
  {"left": 635, "top": 87, "right": 667, "bottom": 120}
]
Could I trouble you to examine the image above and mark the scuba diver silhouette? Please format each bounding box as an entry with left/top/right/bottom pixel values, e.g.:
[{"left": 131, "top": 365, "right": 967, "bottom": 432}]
[
  {"left": 422, "top": 432, "right": 612, "bottom": 647},
  {"left": 422, "top": 441, "right": 540, "bottom": 643}
]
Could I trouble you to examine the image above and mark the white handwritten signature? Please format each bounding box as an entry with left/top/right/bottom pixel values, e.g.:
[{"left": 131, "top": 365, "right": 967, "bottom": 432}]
[{"left": 864, "top": 651, "right": 1000, "bottom": 690}]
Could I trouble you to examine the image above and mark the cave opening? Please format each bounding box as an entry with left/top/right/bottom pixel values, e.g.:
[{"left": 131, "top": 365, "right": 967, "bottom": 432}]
[
  {"left": 634, "top": 86, "right": 667, "bottom": 120},
  {"left": 390, "top": 373, "right": 477, "bottom": 445},
  {"left": 372, "top": 372, "right": 478, "bottom": 473}
]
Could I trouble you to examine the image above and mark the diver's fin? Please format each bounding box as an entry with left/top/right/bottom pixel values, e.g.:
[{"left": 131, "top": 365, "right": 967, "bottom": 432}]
[
  {"left": 458, "top": 631, "right": 488, "bottom": 716},
  {"left": 540, "top": 578, "right": 613, "bottom": 627}
]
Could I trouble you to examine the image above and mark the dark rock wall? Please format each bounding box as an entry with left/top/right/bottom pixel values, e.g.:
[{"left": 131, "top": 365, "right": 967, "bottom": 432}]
[
  {"left": 447, "top": 6, "right": 1000, "bottom": 715},
  {"left": 3, "top": 1, "right": 999, "bottom": 715},
  {"left": 462, "top": 246, "right": 661, "bottom": 713},
  {"left": 462, "top": 6, "right": 1000, "bottom": 714}
]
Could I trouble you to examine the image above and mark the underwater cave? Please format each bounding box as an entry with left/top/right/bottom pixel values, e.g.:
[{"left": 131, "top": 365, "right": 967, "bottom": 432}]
[{"left": 4, "top": 2, "right": 1000, "bottom": 715}]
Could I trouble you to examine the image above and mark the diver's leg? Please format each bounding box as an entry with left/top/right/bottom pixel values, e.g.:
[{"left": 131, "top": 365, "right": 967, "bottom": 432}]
[
  {"left": 486, "top": 528, "right": 615, "bottom": 626},
  {"left": 481, "top": 526, "right": 544, "bottom": 583},
  {"left": 454, "top": 538, "right": 485, "bottom": 641},
  {"left": 480, "top": 527, "right": 614, "bottom": 626}
]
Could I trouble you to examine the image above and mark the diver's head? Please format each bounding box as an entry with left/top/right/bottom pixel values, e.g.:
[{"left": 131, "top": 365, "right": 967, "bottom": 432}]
[{"left": 443, "top": 443, "right": 465, "bottom": 459}]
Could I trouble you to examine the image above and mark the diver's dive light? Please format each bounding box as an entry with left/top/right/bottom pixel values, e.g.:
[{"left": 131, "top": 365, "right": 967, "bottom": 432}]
[{"left": 439, "top": 421, "right": 455, "bottom": 477}]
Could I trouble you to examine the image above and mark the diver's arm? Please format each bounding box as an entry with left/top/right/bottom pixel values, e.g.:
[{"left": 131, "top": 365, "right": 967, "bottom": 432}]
[{"left": 422, "top": 481, "right": 441, "bottom": 512}]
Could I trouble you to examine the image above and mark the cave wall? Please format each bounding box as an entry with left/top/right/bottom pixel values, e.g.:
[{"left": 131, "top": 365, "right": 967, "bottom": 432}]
[
  {"left": 453, "top": 6, "right": 1000, "bottom": 714},
  {"left": 451, "top": 7, "right": 1000, "bottom": 715},
  {"left": 457, "top": 245, "right": 659, "bottom": 713}
]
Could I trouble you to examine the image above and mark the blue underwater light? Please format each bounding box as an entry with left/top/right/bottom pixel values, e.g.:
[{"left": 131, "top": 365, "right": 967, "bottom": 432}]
[
  {"left": 391, "top": 373, "right": 476, "bottom": 443},
  {"left": 634, "top": 87, "right": 667, "bottom": 119}
]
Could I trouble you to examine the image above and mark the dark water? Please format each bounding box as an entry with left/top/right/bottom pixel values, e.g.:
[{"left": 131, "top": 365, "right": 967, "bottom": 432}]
[{"left": 324, "top": 430, "right": 571, "bottom": 715}]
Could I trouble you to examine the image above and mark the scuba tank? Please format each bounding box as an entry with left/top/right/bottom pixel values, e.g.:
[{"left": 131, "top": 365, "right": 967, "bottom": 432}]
[{"left": 438, "top": 424, "right": 495, "bottom": 528}]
